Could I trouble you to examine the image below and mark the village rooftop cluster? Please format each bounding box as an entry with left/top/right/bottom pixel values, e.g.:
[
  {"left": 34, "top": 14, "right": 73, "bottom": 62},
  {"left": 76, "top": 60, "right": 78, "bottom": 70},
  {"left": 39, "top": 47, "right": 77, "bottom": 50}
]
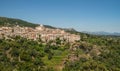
[{"left": 0, "top": 25, "right": 80, "bottom": 42}]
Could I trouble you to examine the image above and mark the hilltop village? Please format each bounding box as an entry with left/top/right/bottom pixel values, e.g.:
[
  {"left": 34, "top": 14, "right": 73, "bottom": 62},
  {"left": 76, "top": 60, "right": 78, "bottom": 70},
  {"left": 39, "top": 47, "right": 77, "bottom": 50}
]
[{"left": 0, "top": 25, "right": 80, "bottom": 42}]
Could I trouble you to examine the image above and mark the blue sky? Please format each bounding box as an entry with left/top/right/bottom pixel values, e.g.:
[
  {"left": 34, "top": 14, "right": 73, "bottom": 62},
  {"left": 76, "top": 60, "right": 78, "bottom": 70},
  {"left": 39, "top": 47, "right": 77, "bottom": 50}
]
[{"left": 0, "top": 0, "right": 120, "bottom": 32}]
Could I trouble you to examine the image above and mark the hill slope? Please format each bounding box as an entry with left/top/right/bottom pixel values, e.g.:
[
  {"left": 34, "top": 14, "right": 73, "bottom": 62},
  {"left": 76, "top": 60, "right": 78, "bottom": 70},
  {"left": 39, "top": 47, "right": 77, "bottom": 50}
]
[
  {"left": 0, "top": 17, "right": 39, "bottom": 28},
  {"left": 0, "top": 17, "right": 56, "bottom": 29}
]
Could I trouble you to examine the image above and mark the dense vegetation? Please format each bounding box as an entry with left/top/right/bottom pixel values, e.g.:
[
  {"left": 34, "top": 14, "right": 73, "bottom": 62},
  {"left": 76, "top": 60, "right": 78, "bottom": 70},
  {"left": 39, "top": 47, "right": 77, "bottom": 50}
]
[
  {"left": 0, "top": 36, "right": 71, "bottom": 71},
  {"left": 0, "top": 33, "right": 120, "bottom": 71},
  {"left": 63, "top": 33, "right": 120, "bottom": 71},
  {"left": 0, "top": 36, "right": 44, "bottom": 71}
]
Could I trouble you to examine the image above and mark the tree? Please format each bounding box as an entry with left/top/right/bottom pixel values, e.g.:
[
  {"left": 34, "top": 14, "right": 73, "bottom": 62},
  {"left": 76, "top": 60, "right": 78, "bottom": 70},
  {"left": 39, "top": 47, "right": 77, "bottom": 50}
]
[{"left": 48, "top": 52, "right": 53, "bottom": 60}]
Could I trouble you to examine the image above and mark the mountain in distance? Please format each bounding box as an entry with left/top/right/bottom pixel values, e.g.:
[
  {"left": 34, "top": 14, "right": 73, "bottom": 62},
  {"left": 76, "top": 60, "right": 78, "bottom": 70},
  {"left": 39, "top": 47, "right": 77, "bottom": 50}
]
[{"left": 82, "top": 31, "right": 120, "bottom": 36}]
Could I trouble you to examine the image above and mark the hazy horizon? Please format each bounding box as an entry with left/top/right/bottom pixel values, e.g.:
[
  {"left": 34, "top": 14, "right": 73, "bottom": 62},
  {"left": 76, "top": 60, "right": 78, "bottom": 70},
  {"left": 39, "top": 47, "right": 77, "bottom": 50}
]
[{"left": 0, "top": 0, "right": 120, "bottom": 33}]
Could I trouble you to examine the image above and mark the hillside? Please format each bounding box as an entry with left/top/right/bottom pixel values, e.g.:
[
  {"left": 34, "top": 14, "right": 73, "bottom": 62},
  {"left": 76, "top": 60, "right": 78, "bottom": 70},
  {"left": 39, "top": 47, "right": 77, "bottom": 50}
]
[
  {"left": 82, "top": 31, "right": 120, "bottom": 36},
  {"left": 0, "top": 17, "right": 120, "bottom": 71},
  {"left": 0, "top": 17, "right": 56, "bottom": 29},
  {"left": 0, "top": 17, "right": 39, "bottom": 28},
  {"left": 0, "top": 31, "right": 120, "bottom": 71}
]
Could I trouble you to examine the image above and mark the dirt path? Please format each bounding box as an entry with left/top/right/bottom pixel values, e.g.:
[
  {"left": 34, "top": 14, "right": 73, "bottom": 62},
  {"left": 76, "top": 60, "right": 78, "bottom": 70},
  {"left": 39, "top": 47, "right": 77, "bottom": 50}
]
[
  {"left": 55, "top": 50, "right": 75, "bottom": 71},
  {"left": 55, "top": 57, "right": 67, "bottom": 71}
]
